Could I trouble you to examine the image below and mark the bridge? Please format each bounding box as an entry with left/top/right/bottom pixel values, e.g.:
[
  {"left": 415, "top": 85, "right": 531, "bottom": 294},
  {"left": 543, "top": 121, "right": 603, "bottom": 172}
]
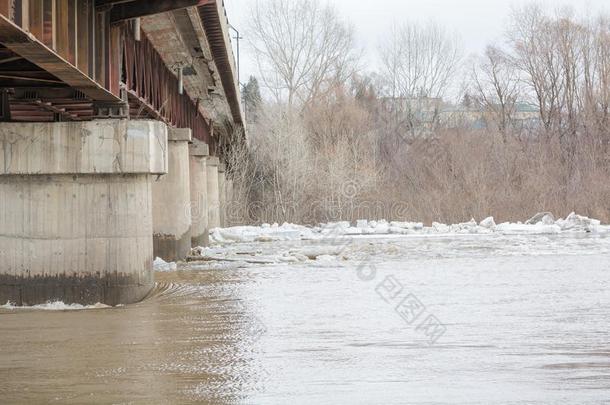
[{"left": 0, "top": 0, "right": 243, "bottom": 305}]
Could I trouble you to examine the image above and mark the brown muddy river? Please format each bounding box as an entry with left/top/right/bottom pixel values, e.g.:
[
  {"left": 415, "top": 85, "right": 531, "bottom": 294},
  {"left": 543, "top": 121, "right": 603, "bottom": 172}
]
[{"left": 1, "top": 233, "right": 610, "bottom": 404}]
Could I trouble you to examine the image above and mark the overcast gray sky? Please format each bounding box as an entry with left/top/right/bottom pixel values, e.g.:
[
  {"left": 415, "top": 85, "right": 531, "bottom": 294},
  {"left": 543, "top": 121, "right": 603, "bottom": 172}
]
[{"left": 224, "top": 0, "right": 610, "bottom": 84}]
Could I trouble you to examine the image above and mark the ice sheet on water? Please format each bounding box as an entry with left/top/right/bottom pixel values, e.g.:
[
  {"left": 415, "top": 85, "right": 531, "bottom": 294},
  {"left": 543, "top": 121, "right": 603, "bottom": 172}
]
[
  {"left": 1, "top": 301, "right": 110, "bottom": 311},
  {"left": 208, "top": 212, "right": 609, "bottom": 245},
  {"left": 495, "top": 222, "right": 561, "bottom": 234},
  {"left": 293, "top": 246, "right": 346, "bottom": 260},
  {"left": 210, "top": 222, "right": 317, "bottom": 244},
  {"left": 556, "top": 212, "right": 602, "bottom": 231}
]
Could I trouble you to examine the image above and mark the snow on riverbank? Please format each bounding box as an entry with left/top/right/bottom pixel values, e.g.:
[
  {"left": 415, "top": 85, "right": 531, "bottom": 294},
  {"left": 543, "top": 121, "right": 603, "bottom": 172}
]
[{"left": 209, "top": 212, "right": 609, "bottom": 244}]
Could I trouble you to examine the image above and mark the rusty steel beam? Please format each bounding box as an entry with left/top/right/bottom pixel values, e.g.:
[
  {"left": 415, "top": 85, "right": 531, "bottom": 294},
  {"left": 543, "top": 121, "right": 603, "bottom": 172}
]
[
  {"left": 0, "top": 73, "right": 63, "bottom": 84},
  {"left": 122, "top": 24, "right": 212, "bottom": 143},
  {"left": 96, "top": 0, "right": 136, "bottom": 8},
  {"left": 0, "top": 55, "right": 21, "bottom": 64},
  {"left": 110, "top": 0, "right": 213, "bottom": 24},
  {"left": 0, "top": 13, "right": 120, "bottom": 102},
  {"left": 9, "top": 97, "right": 92, "bottom": 121},
  {"left": 32, "top": 99, "right": 79, "bottom": 120}
]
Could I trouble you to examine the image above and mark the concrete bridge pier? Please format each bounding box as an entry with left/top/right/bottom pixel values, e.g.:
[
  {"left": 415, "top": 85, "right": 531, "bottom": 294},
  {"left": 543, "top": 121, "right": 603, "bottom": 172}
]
[
  {"left": 225, "top": 178, "right": 234, "bottom": 226},
  {"left": 189, "top": 140, "right": 210, "bottom": 247},
  {"left": 0, "top": 120, "right": 168, "bottom": 306},
  {"left": 218, "top": 163, "right": 227, "bottom": 228},
  {"left": 206, "top": 157, "right": 221, "bottom": 230},
  {"left": 152, "top": 128, "right": 192, "bottom": 262}
]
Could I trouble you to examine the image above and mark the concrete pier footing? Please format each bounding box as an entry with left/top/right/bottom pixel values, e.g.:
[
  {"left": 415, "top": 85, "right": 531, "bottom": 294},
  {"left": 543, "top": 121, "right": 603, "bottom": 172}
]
[
  {"left": 206, "top": 157, "right": 221, "bottom": 230},
  {"left": 152, "top": 128, "right": 192, "bottom": 262},
  {"left": 189, "top": 139, "right": 209, "bottom": 247},
  {"left": 0, "top": 120, "right": 168, "bottom": 306}
]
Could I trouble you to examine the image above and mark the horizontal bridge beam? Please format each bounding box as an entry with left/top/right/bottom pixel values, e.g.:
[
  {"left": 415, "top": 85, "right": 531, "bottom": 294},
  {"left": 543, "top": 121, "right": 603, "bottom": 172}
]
[
  {"left": 110, "top": 0, "right": 214, "bottom": 24},
  {"left": 0, "top": 14, "right": 120, "bottom": 102}
]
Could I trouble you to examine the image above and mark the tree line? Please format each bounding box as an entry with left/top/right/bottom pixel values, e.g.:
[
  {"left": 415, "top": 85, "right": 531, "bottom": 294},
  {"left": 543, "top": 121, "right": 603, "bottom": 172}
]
[{"left": 225, "top": 0, "right": 610, "bottom": 225}]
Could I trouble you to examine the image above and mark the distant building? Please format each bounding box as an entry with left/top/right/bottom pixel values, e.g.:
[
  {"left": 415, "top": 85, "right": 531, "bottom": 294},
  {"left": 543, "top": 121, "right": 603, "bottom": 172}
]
[
  {"left": 439, "top": 105, "right": 486, "bottom": 129},
  {"left": 441, "top": 102, "right": 540, "bottom": 131},
  {"left": 512, "top": 103, "right": 540, "bottom": 129},
  {"left": 381, "top": 96, "right": 541, "bottom": 133},
  {"left": 380, "top": 97, "right": 444, "bottom": 135}
]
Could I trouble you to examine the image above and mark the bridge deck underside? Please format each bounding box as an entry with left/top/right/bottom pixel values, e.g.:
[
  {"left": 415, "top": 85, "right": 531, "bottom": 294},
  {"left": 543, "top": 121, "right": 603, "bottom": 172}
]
[{"left": 0, "top": 3, "right": 214, "bottom": 148}]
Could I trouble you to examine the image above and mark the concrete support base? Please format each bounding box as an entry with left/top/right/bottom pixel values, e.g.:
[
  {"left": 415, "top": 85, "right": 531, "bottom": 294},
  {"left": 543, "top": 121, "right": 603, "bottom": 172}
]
[
  {"left": 226, "top": 178, "right": 234, "bottom": 226},
  {"left": 189, "top": 140, "right": 209, "bottom": 247},
  {"left": 0, "top": 120, "right": 168, "bottom": 306},
  {"left": 0, "top": 174, "right": 154, "bottom": 305},
  {"left": 218, "top": 163, "right": 227, "bottom": 228},
  {"left": 206, "top": 157, "right": 221, "bottom": 230},
  {"left": 152, "top": 128, "right": 192, "bottom": 262}
]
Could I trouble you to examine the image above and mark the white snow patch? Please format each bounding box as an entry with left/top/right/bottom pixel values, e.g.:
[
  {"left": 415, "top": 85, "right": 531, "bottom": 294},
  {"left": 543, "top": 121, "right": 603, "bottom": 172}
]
[{"left": 154, "top": 257, "right": 177, "bottom": 272}]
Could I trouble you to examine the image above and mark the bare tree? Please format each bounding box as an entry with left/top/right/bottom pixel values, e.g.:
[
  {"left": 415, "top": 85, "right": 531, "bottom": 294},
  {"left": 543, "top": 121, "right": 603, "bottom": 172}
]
[
  {"left": 379, "top": 21, "right": 462, "bottom": 99},
  {"left": 509, "top": 5, "right": 562, "bottom": 135},
  {"left": 378, "top": 21, "right": 462, "bottom": 140},
  {"left": 580, "top": 15, "right": 610, "bottom": 143},
  {"left": 507, "top": 5, "right": 590, "bottom": 145},
  {"left": 230, "top": 3, "right": 610, "bottom": 227},
  {"left": 509, "top": 6, "right": 610, "bottom": 156},
  {"left": 248, "top": 0, "right": 358, "bottom": 110},
  {"left": 471, "top": 46, "right": 521, "bottom": 140}
]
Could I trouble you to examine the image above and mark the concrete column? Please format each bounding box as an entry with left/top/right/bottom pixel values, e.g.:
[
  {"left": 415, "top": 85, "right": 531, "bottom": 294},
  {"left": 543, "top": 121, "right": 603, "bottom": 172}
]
[
  {"left": 189, "top": 139, "right": 209, "bottom": 247},
  {"left": 226, "top": 178, "right": 234, "bottom": 226},
  {"left": 206, "top": 157, "right": 221, "bottom": 230},
  {"left": 218, "top": 163, "right": 226, "bottom": 228},
  {"left": 0, "top": 120, "right": 168, "bottom": 306},
  {"left": 152, "top": 128, "right": 192, "bottom": 262}
]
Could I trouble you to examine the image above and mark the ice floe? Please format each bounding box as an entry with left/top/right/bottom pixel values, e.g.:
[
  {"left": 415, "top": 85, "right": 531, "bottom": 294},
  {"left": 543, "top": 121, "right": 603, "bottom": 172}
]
[
  {"left": 210, "top": 223, "right": 317, "bottom": 244},
  {"left": 479, "top": 216, "right": 496, "bottom": 229},
  {"left": 154, "top": 257, "right": 178, "bottom": 272},
  {"left": 1, "top": 301, "right": 110, "bottom": 311},
  {"left": 556, "top": 212, "right": 602, "bottom": 231},
  {"left": 189, "top": 244, "right": 311, "bottom": 265},
  {"left": 208, "top": 212, "right": 609, "bottom": 245}
]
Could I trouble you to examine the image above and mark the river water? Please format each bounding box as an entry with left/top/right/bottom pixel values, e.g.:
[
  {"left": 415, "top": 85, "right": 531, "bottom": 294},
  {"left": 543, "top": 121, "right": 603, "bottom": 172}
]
[{"left": 1, "top": 233, "right": 609, "bottom": 404}]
